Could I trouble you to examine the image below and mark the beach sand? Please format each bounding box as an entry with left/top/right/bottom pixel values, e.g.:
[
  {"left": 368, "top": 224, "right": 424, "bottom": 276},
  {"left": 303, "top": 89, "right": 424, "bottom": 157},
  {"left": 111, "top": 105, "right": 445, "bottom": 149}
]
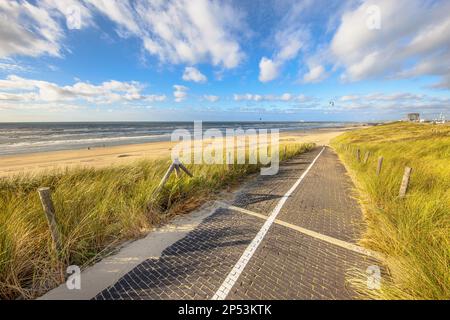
[{"left": 0, "top": 127, "right": 357, "bottom": 177}]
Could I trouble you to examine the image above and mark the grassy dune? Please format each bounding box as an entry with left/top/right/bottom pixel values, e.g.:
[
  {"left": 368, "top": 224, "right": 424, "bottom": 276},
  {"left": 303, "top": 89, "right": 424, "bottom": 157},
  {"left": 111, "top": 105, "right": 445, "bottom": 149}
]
[
  {"left": 0, "top": 142, "right": 314, "bottom": 299},
  {"left": 331, "top": 122, "right": 449, "bottom": 299}
]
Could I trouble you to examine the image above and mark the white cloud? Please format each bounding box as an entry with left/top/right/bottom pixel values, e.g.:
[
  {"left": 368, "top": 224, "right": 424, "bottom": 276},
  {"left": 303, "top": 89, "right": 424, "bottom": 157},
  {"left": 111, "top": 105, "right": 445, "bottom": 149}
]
[
  {"left": 0, "top": 101, "right": 86, "bottom": 111},
  {"left": 42, "top": 0, "right": 93, "bottom": 28},
  {"left": 258, "top": 2, "right": 310, "bottom": 82},
  {"left": 0, "top": 1, "right": 63, "bottom": 58},
  {"left": 0, "top": 0, "right": 244, "bottom": 70},
  {"left": 87, "top": 0, "right": 139, "bottom": 35},
  {"left": 0, "top": 75, "right": 166, "bottom": 104},
  {"left": 88, "top": 0, "right": 245, "bottom": 69},
  {"left": 258, "top": 28, "right": 307, "bottom": 82},
  {"left": 258, "top": 58, "right": 279, "bottom": 83},
  {"left": 173, "top": 85, "right": 188, "bottom": 102},
  {"left": 0, "top": 0, "right": 93, "bottom": 59},
  {"left": 331, "top": 0, "right": 450, "bottom": 88},
  {"left": 182, "top": 67, "right": 207, "bottom": 83},
  {"left": 203, "top": 95, "right": 219, "bottom": 102},
  {"left": 234, "top": 93, "right": 309, "bottom": 102},
  {"left": 335, "top": 92, "right": 450, "bottom": 116},
  {"left": 340, "top": 95, "right": 359, "bottom": 101},
  {"left": 0, "top": 59, "right": 30, "bottom": 72},
  {"left": 303, "top": 65, "right": 326, "bottom": 83},
  {"left": 280, "top": 93, "right": 293, "bottom": 101}
]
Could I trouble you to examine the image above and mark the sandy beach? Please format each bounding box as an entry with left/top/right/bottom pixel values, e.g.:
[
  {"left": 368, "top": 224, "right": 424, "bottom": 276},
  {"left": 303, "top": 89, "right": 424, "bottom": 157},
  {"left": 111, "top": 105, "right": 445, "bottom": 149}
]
[{"left": 0, "top": 127, "right": 357, "bottom": 177}]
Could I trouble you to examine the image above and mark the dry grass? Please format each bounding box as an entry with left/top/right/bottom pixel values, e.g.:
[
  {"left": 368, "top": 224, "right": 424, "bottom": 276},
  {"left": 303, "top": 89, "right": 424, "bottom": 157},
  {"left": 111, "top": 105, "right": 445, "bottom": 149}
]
[
  {"left": 0, "top": 142, "right": 314, "bottom": 299},
  {"left": 331, "top": 122, "right": 449, "bottom": 299}
]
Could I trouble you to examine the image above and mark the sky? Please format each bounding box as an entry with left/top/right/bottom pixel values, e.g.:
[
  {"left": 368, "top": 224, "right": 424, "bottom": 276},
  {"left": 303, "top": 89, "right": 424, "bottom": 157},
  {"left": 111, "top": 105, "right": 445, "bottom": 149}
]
[{"left": 0, "top": 0, "right": 449, "bottom": 122}]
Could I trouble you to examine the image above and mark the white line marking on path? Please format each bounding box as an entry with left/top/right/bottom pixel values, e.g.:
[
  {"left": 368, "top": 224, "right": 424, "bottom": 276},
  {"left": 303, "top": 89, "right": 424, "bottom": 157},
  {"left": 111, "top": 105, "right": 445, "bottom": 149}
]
[
  {"left": 216, "top": 201, "right": 384, "bottom": 261},
  {"left": 211, "top": 147, "right": 326, "bottom": 300}
]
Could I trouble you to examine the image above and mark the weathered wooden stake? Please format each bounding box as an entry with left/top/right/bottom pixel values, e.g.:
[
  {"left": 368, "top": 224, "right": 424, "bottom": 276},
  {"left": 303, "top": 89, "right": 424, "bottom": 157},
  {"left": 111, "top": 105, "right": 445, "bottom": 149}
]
[
  {"left": 284, "top": 145, "right": 287, "bottom": 158},
  {"left": 364, "top": 151, "right": 370, "bottom": 164},
  {"left": 155, "top": 158, "right": 193, "bottom": 194},
  {"left": 157, "top": 163, "right": 176, "bottom": 189},
  {"left": 37, "top": 187, "right": 62, "bottom": 252},
  {"left": 376, "top": 156, "right": 383, "bottom": 176},
  {"left": 399, "top": 167, "right": 412, "bottom": 198},
  {"left": 356, "top": 149, "right": 361, "bottom": 162},
  {"left": 176, "top": 159, "right": 193, "bottom": 178},
  {"left": 174, "top": 164, "right": 181, "bottom": 177}
]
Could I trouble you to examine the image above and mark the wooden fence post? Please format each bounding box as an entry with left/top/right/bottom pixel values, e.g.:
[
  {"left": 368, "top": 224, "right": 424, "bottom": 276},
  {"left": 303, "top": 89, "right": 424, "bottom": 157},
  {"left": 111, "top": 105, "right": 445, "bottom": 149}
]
[
  {"left": 399, "top": 167, "right": 412, "bottom": 198},
  {"left": 376, "top": 157, "right": 383, "bottom": 176},
  {"left": 156, "top": 162, "right": 176, "bottom": 192},
  {"left": 176, "top": 159, "right": 193, "bottom": 178},
  {"left": 364, "top": 151, "right": 370, "bottom": 164},
  {"left": 155, "top": 158, "right": 193, "bottom": 194},
  {"left": 356, "top": 149, "right": 361, "bottom": 162},
  {"left": 284, "top": 145, "right": 287, "bottom": 159},
  {"left": 37, "top": 187, "right": 62, "bottom": 252}
]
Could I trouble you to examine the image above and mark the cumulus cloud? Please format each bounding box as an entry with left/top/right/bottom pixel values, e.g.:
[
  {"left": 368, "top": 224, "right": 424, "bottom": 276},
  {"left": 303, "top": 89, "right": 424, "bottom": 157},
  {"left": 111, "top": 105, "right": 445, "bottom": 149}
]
[
  {"left": 331, "top": 0, "right": 450, "bottom": 88},
  {"left": 0, "top": 0, "right": 93, "bottom": 59},
  {"left": 203, "top": 95, "right": 219, "bottom": 102},
  {"left": 182, "top": 67, "right": 207, "bottom": 83},
  {"left": 0, "top": 1, "right": 63, "bottom": 58},
  {"left": 88, "top": 0, "right": 244, "bottom": 69},
  {"left": 0, "top": 75, "right": 166, "bottom": 104},
  {"left": 258, "top": 58, "right": 279, "bottom": 83},
  {"left": 0, "top": 0, "right": 244, "bottom": 70},
  {"left": 258, "top": 2, "right": 311, "bottom": 82},
  {"left": 303, "top": 65, "right": 326, "bottom": 83},
  {"left": 258, "top": 28, "right": 307, "bottom": 82},
  {"left": 173, "top": 85, "right": 188, "bottom": 102}
]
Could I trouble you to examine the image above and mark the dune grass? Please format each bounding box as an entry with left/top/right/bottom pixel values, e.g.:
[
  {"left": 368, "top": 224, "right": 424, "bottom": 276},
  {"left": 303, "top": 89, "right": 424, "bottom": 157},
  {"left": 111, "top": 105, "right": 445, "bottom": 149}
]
[
  {"left": 0, "top": 142, "right": 314, "bottom": 299},
  {"left": 331, "top": 122, "right": 449, "bottom": 299}
]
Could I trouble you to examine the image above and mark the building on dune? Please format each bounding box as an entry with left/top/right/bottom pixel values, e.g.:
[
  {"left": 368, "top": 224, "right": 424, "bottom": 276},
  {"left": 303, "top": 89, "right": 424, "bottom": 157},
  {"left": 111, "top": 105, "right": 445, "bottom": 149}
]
[{"left": 407, "top": 113, "right": 420, "bottom": 122}]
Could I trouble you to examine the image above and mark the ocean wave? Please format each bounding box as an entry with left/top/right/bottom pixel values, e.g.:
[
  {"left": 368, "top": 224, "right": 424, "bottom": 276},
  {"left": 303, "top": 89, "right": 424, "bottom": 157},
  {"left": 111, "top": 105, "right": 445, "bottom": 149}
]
[{"left": 0, "top": 134, "right": 172, "bottom": 149}]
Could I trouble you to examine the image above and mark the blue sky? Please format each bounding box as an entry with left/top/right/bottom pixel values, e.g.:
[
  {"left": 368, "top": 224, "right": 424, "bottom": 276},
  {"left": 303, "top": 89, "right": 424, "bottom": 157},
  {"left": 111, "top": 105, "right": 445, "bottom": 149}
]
[{"left": 0, "top": 0, "right": 449, "bottom": 122}]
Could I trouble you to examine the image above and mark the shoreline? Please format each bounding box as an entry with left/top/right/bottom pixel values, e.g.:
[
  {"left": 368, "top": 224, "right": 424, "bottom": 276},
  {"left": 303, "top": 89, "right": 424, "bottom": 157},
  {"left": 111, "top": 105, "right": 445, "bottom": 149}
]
[{"left": 0, "top": 126, "right": 360, "bottom": 177}]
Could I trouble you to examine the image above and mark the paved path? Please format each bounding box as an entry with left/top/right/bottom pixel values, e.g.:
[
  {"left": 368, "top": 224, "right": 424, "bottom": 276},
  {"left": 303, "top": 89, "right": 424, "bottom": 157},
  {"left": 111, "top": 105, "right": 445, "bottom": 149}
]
[{"left": 94, "top": 147, "right": 381, "bottom": 300}]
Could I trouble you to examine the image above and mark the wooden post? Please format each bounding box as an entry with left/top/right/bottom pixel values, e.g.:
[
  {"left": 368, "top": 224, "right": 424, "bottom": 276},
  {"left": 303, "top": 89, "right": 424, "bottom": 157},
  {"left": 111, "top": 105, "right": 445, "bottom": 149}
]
[
  {"left": 364, "top": 151, "right": 370, "bottom": 164},
  {"left": 37, "top": 187, "right": 62, "bottom": 252},
  {"left": 174, "top": 164, "right": 181, "bottom": 177},
  {"left": 284, "top": 146, "right": 287, "bottom": 159},
  {"left": 356, "top": 149, "right": 361, "bottom": 162},
  {"left": 176, "top": 159, "right": 193, "bottom": 177},
  {"left": 399, "top": 167, "right": 412, "bottom": 198},
  {"left": 156, "top": 162, "right": 176, "bottom": 192},
  {"left": 376, "top": 157, "right": 383, "bottom": 176},
  {"left": 154, "top": 159, "right": 193, "bottom": 195}
]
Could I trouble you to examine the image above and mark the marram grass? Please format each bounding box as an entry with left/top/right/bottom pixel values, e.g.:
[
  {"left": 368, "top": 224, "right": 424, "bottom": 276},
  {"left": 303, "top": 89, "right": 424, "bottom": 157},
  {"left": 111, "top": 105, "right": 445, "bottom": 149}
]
[
  {"left": 331, "top": 122, "right": 449, "bottom": 300},
  {"left": 0, "top": 142, "right": 314, "bottom": 299}
]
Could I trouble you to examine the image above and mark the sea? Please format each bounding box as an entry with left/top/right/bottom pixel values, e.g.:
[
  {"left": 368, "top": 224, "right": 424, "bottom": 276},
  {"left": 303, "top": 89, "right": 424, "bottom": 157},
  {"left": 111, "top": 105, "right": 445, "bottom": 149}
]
[{"left": 0, "top": 122, "right": 357, "bottom": 156}]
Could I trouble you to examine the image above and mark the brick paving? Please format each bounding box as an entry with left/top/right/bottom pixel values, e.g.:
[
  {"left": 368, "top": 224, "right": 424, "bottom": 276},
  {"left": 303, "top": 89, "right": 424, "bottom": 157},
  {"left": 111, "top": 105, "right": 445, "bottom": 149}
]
[
  {"left": 232, "top": 148, "right": 323, "bottom": 216},
  {"left": 94, "top": 208, "right": 264, "bottom": 300},
  {"left": 226, "top": 224, "right": 377, "bottom": 300},
  {"left": 95, "top": 147, "right": 381, "bottom": 300},
  {"left": 277, "top": 147, "right": 364, "bottom": 243}
]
